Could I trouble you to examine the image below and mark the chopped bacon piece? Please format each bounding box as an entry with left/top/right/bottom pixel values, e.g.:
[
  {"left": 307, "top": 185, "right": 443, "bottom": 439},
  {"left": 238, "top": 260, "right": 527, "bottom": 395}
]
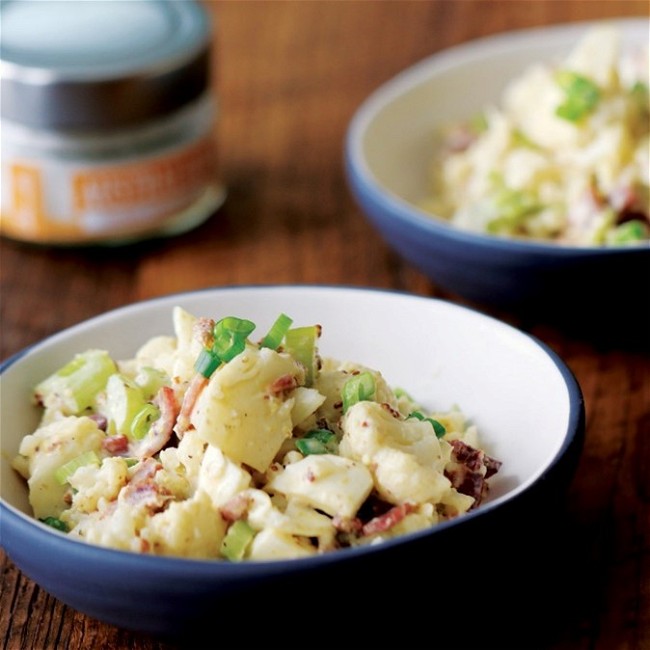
[
  {"left": 174, "top": 374, "right": 208, "bottom": 439},
  {"left": 484, "top": 453, "right": 503, "bottom": 479},
  {"left": 88, "top": 413, "right": 108, "bottom": 431},
  {"left": 219, "top": 493, "right": 251, "bottom": 522},
  {"left": 445, "top": 439, "right": 501, "bottom": 508},
  {"left": 332, "top": 515, "right": 363, "bottom": 534},
  {"left": 269, "top": 373, "right": 299, "bottom": 396},
  {"left": 361, "top": 502, "right": 416, "bottom": 536},
  {"left": 121, "top": 480, "right": 172, "bottom": 513},
  {"left": 103, "top": 434, "right": 129, "bottom": 454},
  {"left": 130, "top": 457, "right": 161, "bottom": 482},
  {"left": 193, "top": 317, "right": 216, "bottom": 348},
  {"left": 121, "top": 457, "right": 171, "bottom": 514}
]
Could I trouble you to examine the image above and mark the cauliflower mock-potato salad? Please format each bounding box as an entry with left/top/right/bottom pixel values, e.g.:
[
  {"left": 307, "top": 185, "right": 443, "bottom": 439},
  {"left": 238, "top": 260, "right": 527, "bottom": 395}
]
[
  {"left": 423, "top": 25, "right": 650, "bottom": 246},
  {"left": 13, "top": 308, "right": 501, "bottom": 561}
]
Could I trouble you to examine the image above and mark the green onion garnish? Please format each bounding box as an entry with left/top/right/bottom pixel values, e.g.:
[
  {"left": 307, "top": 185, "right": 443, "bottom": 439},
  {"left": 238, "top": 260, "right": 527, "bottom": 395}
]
[
  {"left": 260, "top": 313, "right": 293, "bottom": 350},
  {"left": 39, "top": 516, "right": 69, "bottom": 533},
  {"left": 213, "top": 317, "right": 256, "bottom": 363},
  {"left": 220, "top": 520, "right": 255, "bottom": 561},
  {"left": 407, "top": 411, "right": 446, "bottom": 438},
  {"left": 194, "top": 316, "right": 257, "bottom": 378},
  {"left": 296, "top": 428, "right": 337, "bottom": 455},
  {"left": 342, "top": 372, "right": 375, "bottom": 413},
  {"left": 54, "top": 450, "right": 101, "bottom": 485},
  {"left": 130, "top": 403, "right": 161, "bottom": 440},
  {"left": 194, "top": 347, "right": 222, "bottom": 378},
  {"left": 555, "top": 70, "right": 601, "bottom": 122}
]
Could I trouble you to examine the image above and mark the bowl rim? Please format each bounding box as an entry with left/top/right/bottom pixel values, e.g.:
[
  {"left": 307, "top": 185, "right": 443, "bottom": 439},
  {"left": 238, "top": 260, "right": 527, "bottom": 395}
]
[
  {"left": 0, "top": 283, "right": 585, "bottom": 572},
  {"left": 345, "top": 16, "right": 650, "bottom": 256}
]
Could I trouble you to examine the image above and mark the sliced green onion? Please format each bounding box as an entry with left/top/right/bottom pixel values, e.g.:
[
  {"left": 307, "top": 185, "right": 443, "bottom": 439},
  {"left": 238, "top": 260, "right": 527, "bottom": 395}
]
[
  {"left": 54, "top": 450, "right": 101, "bottom": 485},
  {"left": 213, "top": 317, "right": 256, "bottom": 363},
  {"left": 194, "top": 347, "right": 221, "bottom": 378},
  {"left": 555, "top": 70, "right": 601, "bottom": 122},
  {"left": 407, "top": 411, "right": 446, "bottom": 438},
  {"left": 342, "top": 371, "right": 375, "bottom": 413},
  {"left": 260, "top": 313, "right": 294, "bottom": 350},
  {"left": 284, "top": 325, "right": 319, "bottom": 386},
  {"left": 39, "top": 516, "right": 69, "bottom": 533},
  {"left": 130, "top": 403, "right": 161, "bottom": 440},
  {"left": 296, "top": 428, "right": 337, "bottom": 455},
  {"left": 220, "top": 520, "right": 255, "bottom": 561}
]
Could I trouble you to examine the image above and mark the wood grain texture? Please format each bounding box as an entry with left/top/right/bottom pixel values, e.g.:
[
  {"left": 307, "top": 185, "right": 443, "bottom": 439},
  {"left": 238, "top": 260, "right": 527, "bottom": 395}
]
[{"left": 1, "top": 2, "right": 648, "bottom": 649}]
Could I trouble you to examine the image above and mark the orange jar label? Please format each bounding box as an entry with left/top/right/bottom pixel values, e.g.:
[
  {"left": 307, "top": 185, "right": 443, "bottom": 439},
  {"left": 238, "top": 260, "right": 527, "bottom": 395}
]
[{"left": 0, "top": 136, "right": 218, "bottom": 244}]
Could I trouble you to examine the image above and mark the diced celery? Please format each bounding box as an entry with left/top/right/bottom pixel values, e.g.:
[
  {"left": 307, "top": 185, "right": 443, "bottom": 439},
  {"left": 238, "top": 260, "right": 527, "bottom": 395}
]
[
  {"left": 342, "top": 372, "right": 375, "bottom": 413},
  {"left": 221, "top": 520, "right": 255, "bottom": 561},
  {"left": 54, "top": 450, "right": 100, "bottom": 485},
  {"left": 487, "top": 183, "right": 543, "bottom": 234},
  {"left": 34, "top": 349, "right": 117, "bottom": 414},
  {"left": 606, "top": 219, "right": 649, "bottom": 245},
  {"left": 134, "top": 367, "right": 169, "bottom": 400},
  {"left": 105, "top": 374, "right": 148, "bottom": 439},
  {"left": 284, "top": 325, "right": 319, "bottom": 386}
]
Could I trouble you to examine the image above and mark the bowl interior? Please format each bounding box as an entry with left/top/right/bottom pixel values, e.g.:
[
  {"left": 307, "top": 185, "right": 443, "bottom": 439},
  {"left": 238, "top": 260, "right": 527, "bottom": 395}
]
[
  {"left": 353, "top": 17, "right": 649, "bottom": 218},
  {"left": 1, "top": 285, "right": 579, "bottom": 532}
]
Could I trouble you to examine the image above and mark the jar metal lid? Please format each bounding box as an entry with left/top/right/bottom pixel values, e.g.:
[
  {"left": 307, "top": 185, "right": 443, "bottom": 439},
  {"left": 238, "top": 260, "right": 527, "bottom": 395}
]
[{"left": 0, "top": 0, "right": 212, "bottom": 130}]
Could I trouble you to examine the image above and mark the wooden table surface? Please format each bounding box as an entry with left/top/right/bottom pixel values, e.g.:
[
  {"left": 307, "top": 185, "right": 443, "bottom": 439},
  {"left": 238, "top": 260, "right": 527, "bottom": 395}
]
[{"left": 1, "top": 1, "right": 649, "bottom": 649}]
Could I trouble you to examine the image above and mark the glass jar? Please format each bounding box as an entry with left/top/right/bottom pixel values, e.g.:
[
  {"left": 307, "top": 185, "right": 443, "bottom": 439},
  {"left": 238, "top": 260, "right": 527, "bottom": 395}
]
[{"left": 0, "top": 0, "right": 225, "bottom": 245}]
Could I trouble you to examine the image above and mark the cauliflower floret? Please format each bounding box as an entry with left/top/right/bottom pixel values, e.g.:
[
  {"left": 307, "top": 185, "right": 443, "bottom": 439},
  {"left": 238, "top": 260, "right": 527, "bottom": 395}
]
[
  {"left": 68, "top": 456, "right": 129, "bottom": 514},
  {"left": 68, "top": 501, "right": 148, "bottom": 553},
  {"left": 139, "top": 491, "right": 226, "bottom": 558},
  {"left": 11, "top": 416, "right": 105, "bottom": 519},
  {"left": 340, "top": 400, "right": 448, "bottom": 467},
  {"left": 132, "top": 307, "right": 203, "bottom": 385},
  {"left": 134, "top": 336, "right": 177, "bottom": 379},
  {"left": 190, "top": 346, "right": 305, "bottom": 472},
  {"left": 371, "top": 447, "right": 451, "bottom": 504},
  {"left": 340, "top": 401, "right": 453, "bottom": 505},
  {"left": 165, "top": 429, "right": 208, "bottom": 492},
  {"left": 247, "top": 528, "right": 316, "bottom": 560},
  {"left": 267, "top": 454, "right": 373, "bottom": 518},
  {"left": 237, "top": 488, "right": 334, "bottom": 546},
  {"left": 198, "top": 444, "right": 251, "bottom": 509},
  {"left": 170, "top": 306, "right": 206, "bottom": 384},
  {"left": 312, "top": 360, "right": 398, "bottom": 431},
  {"left": 290, "top": 386, "right": 326, "bottom": 430}
]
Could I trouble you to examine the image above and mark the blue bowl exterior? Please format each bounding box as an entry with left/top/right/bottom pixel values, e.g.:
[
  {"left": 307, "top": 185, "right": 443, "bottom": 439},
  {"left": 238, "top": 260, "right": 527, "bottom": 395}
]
[{"left": 344, "top": 147, "right": 650, "bottom": 322}]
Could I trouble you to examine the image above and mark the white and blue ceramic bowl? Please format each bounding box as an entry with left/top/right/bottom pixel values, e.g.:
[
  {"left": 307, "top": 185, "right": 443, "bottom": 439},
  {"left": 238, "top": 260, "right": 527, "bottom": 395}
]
[
  {"left": 1, "top": 286, "right": 584, "bottom": 642},
  {"left": 345, "top": 19, "right": 649, "bottom": 324}
]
